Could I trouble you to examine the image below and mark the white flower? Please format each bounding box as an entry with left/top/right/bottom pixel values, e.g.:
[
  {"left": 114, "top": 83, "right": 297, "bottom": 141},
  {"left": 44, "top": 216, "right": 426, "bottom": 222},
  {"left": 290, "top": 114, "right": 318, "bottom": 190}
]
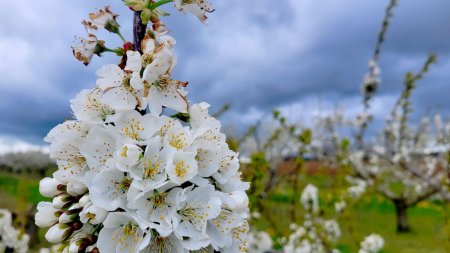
[
  {"left": 89, "top": 168, "right": 134, "bottom": 211},
  {"left": 146, "top": 232, "right": 184, "bottom": 252},
  {"left": 44, "top": 121, "right": 89, "bottom": 183},
  {"left": 134, "top": 187, "right": 185, "bottom": 236},
  {"left": 96, "top": 63, "right": 146, "bottom": 111},
  {"left": 165, "top": 150, "right": 198, "bottom": 185},
  {"left": 35, "top": 202, "right": 60, "bottom": 228},
  {"left": 72, "top": 34, "right": 103, "bottom": 66},
  {"left": 174, "top": 0, "right": 215, "bottom": 23},
  {"left": 142, "top": 45, "right": 189, "bottom": 115},
  {"left": 88, "top": 6, "right": 119, "bottom": 31},
  {"left": 97, "top": 212, "right": 150, "bottom": 253},
  {"left": 247, "top": 231, "right": 273, "bottom": 253},
  {"left": 129, "top": 136, "right": 167, "bottom": 190},
  {"left": 114, "top": 110, "right": 162, "bottom": 144},
  {"left": 175, "top": 185, "right": 222, "bottom": 249},
  {"left": 300, "top": 184, "right": 319, "bottom": 213},
  {"left": 221, "top": 221, "right": 249, "bottom": 253},
  {"left": 70, "top": 88, "right": 115, "bottom": 123},
  {"left": 207, "top": 193, "right": 246, "bottom": 249},
  {"left": 147, "top": 76, "right": 189, "bottom": 115},
  {"left": 162, "top": 120, "right": 194, "bottom": 151},
  {"left": 80, "top": 203, "right": 108, "bottom": 225},
  {"left": 79, "top": 125, "right": 115, "bottom": 171},
  {"left": 115, "top": 144, "right": 144, "bottom": 172},
  {"left": 359, "top": 234, "right": 384, "bottom": 253},
  {"left": 190, "top": 103, "right": 226, "bottom": 151},
  {"left": 323, "top": 219, "right": 341, "bottom": 242},
  {"left": 142, "top": 45, "right": 175, "bottom": 85},
  {"left": 347, "top": 179, "right": 367, "bottom": 199},
  {"left": 212, "top": 146, "right": 240, "bottom": 185}
]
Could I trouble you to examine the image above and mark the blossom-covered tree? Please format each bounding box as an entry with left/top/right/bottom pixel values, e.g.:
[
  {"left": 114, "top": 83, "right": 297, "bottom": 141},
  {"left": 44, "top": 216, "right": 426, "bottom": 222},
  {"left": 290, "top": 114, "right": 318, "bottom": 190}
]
[
  {"left": 35, "top": 1, "right": 249, "bottom": 252},
  {"left": 349, "top": 0, "right": 450, "bottom": 232}
]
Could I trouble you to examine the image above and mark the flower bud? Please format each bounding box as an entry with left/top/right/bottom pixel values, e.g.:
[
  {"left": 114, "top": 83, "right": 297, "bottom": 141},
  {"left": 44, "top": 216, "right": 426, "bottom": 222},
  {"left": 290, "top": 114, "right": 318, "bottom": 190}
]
[
  {"left": 35, "top": 202, "right": 61, "bottom": 228},
  {"left": 78, "top": 194, "right": 90, "bottom": 207},
  {"left": 52, "top": 194, "right": 75, "bottom": 210},
  {"left": 59, "top": 211, "right": 81, "bottom": 224},
  {"left": 39, "top": 177, "right": 64, "bottom": 198},
  {"left": 71, "top": 221, "right": 83, "bottom": 231},
  {"left": 67, "top": 178, "right": 88, "bottom": 196},
  {"left": 68, "top": 241, "right": 83, "bottom": 253},
  {"left": 69, "top": 235, "right": 97, "bottom": 253},
  {"left": 45, "top": 223, "right": 73, "bottom": 243}
]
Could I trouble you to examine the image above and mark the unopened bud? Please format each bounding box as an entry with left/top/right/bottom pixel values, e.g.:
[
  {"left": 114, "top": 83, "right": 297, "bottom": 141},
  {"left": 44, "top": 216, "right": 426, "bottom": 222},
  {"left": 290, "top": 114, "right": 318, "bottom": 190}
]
[
  {"left": 45, "top": 223, "right": 73, "bottom": 243},
  {"left": 40, "top": 177, "right": 64, "bottom": 198},
  {"left": 35, "top": 202, "right": 61, "bottom": 228},
  {"left": 52, "top": 194, "right": 74, "bottom": 210},
  {"left": 71, "top": 220, "right": 83, "bottom": 231},
  {"left": 78, "top": 194, "right": 90, "bottom": 207}
]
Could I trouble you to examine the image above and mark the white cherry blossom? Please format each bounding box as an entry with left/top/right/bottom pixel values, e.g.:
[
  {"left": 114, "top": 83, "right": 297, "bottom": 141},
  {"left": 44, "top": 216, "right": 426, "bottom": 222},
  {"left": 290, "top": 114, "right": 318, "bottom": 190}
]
[{"left": 97, "top": 212, "right": 150, "bottom": 253}]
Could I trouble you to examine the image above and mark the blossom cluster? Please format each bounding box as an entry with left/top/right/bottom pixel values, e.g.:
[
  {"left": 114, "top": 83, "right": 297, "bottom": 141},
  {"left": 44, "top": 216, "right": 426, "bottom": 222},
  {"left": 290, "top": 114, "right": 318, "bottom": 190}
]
[
  {"left": 247, "top": 231, "right": 273, "bottom": 253},
  {"left": 358, "top": 234, "right": 384, "bottom": 253},
  {"left": 0, "top": 209, "right": 30, "bottom": 253},
  {"left": 36, "top": 3, "right": 249, "bottom": 253},
  {"left": 283, "top": 184, "right": 341, "bottom": 253}
]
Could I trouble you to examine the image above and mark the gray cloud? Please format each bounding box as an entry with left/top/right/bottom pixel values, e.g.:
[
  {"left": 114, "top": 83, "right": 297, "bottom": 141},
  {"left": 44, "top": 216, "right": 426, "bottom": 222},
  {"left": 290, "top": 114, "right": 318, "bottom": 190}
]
[{"left": 0, "top": 0, "right": 449, "bottom": 144}]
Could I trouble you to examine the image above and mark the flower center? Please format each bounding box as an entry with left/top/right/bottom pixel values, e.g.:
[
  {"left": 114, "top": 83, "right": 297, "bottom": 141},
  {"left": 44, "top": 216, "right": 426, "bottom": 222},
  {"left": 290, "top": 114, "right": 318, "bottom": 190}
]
[
  {"left": 85, "top": 212, "right": 96, "bottom": 220},
  {"left": 112, "top": 222, "right": 141, "bottom": 251},
  {"left": 123, "top": 118, "right": 144, "bottom": 140},
  {"left": 149, "top": 192, "right": 168, "bottom": 208},
  {"left": 121, "top": 146, "right": 129, "bottom": 157},
  {"left": 149, "top": 234, "right": 173, "bottom": 252},
  {"left": 143, "top": 157, "right": 162, "bottom": 179},
  {"left": 169, "top": 132, "right": 187, "bottom": 150},
  {"left": 142, "top": 54, "right": 154, "bottom": 68},
  {"left": 122, "top": 73, "right": 133, "bottom": 92},
  {"left": 153, "top": 77, "right": 171, "bottom": 91},
  {"left": 115, "top": 177, "right": 132, "bottom": 193},
  {"left": 175, "top": 160, "right": 189, "bottom": 178}
]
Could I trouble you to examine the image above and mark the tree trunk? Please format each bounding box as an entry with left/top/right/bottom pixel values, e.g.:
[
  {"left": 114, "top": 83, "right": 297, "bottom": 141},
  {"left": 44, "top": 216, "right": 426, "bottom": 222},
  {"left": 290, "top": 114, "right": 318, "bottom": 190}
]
[{"left": 393, "top": 198, "right": 410, "bottom": 233}]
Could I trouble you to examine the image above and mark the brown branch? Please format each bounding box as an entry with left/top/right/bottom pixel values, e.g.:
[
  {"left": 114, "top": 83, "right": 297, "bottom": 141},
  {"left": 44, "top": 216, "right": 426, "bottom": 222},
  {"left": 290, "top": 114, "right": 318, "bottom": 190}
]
[{"left": 133, "top": 11, "right": 147, "bottom": 53}]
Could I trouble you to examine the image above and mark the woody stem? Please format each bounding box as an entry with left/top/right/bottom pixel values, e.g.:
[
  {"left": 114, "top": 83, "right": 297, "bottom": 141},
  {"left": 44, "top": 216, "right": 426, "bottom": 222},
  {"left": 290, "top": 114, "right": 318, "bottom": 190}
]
[{"left": 133, "top": 11, "right": 147, "bottom": 53}]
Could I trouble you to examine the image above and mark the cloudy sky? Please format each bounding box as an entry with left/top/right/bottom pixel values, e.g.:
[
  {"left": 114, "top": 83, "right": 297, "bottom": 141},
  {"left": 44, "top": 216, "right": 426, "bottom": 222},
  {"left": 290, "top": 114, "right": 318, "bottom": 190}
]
[{"left": 0, "top": 0, "right": 449, "bottom": 149}]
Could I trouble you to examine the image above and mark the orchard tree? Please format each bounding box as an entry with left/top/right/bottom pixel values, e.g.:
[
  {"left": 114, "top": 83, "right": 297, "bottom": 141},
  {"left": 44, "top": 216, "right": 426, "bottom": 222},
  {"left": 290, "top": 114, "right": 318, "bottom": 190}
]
[{"left": 349, "top": 0, "right": 450, "bottom": 232}]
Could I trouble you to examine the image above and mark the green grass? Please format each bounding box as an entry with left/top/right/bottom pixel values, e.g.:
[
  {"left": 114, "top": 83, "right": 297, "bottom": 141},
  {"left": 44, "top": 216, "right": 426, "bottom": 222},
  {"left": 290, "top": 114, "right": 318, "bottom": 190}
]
[
  {"left": 253, "top": 174, "right": 450, "bottom": 253},
  {"left": 0, "top": 171, "right": 449, "bottom": 252},
  {"left": 0, "top": 171, "right": 50, "bottom": 206}
]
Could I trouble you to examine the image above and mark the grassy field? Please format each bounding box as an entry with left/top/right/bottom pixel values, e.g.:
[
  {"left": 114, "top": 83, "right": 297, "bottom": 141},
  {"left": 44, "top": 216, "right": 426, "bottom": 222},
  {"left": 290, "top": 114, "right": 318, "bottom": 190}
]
[
  {"left": 254, "top": 173, "right": 450, "bottom": 253},
  {"left": 0, "top": 171, "right": 449, "bottom": 252}
]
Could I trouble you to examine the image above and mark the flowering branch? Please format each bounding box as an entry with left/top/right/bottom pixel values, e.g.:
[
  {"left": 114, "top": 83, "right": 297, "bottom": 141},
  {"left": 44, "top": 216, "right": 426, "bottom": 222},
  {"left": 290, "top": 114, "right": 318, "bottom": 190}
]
[{"left": 38, "top": 1, "right": 249, "bottom": 253}]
